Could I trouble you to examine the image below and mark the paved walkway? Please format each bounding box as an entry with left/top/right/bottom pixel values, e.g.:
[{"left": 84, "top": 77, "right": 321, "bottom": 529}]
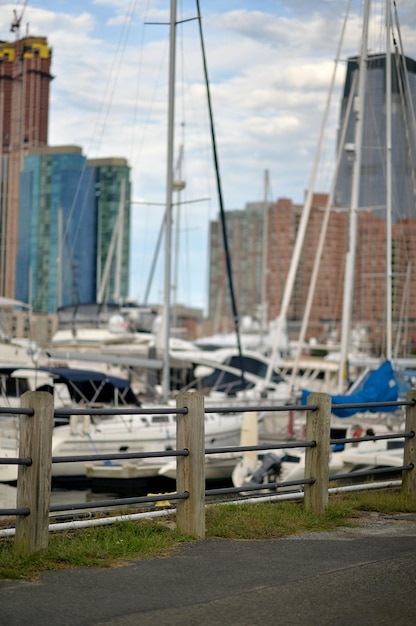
[{"left": 1, "top": 512, "right": 416, "bottom": 626}]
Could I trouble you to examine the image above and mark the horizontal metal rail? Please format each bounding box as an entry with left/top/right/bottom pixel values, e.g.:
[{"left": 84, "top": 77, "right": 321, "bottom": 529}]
[
  {"left": 0, "top": 506, "right": 30, "bottom": 517},
  {"left": 205, "top": 404, "right": 315, "bottom": 414},
  {"left": 4, "top": 399, "right": 413, "bottom": 419},
  {"left": 48, "top": 441, "right": 318, "bottom": 467},
  {"left": 52, "top": 449, "right": 189, "bottom": 464},
  {"left": 0, "top": 407, "right": 34, "bottom": 416},
  {"left": 332, "top": 399, "right": 413, "bottom": 410},
  {"left": 205, "top": 440, "right": 316, "bottom": 455},
  {"left": 0, "top": 457, "right": 31, "bottom": 466},
  {"left": 2, "top": 398, "right": 415, "bottom": 421},
  {"left": 49, "top": 491, "right": 189, "bottom": 513},
  {"left": 330, "top": 431, "right": 414, "bottom": 446},
  {"left": 53, "top": 406, "right": 188, "bottom": 417},
  {"left": 329, "top": 464, "right": 414, "bottom": 482},
  {"left": 206, "top": 477, "right": 315, "bottom": 497}
]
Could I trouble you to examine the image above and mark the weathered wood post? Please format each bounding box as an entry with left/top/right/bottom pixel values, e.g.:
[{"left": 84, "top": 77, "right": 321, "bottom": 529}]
[
  {"left": 402, "top": 389, "right": 416, "bottom": 495},
  {"left": 304, "top": 392, "right": 331, "bottom": 514},
  {"left": 175, "top": 391, "right": 205, "bottom": 539},
  {"left": 15, "top": 391, "right": 54, "bottom": 555}
]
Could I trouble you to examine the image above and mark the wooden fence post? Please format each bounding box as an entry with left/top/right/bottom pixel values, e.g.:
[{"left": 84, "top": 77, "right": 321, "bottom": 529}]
[
  {"left": 402, "top": 389, "right": 416, "bottom": 496},
  {"left": 15, "top": 391, "right": 54, "bottom": 555},
  {"left": 175, "top": 391, "right": 205, "bottom": 539},
  {"left": 304, "top": 392, "right": 331, "bottom": 514}
]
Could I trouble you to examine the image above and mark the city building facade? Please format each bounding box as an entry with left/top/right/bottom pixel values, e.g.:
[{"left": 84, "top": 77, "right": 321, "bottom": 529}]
[
  {"left": 16, "top": 148, "right": 131, "bottom": 314},
  {"left": 16, "top": 146, "right": 95, "bottom": 312},
  {"left": 208, "top": 193, "right": 416, "bottom": 355},
  {"left": 208, "top": 202, "right": 271, "bottom": 328},
  {"left": 0, "top": 36, "right": 53, "bottom": 298},
  {"left": 89, "top": 158, "right": 131, "bottom": 305},
  {"left": 334, "top": 53, "right": 416, "bottom": 221}
]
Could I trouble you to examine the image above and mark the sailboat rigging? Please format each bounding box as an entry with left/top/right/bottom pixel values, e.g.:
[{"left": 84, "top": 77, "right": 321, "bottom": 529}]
[
  {"left": 158, "top": 0, "right": 245, "bottom": 400},
  {"left": 263, "top": 0, "right": 353, "bottom": 395},
  {"left": 160, "top": 0, "right": 177, "bottom": 401},
  {"left": 195, "top": 0, "right": 245, "bottom": 387},
  {"left": 269, "top": 0, "right": 416, "bottom": 407},
  {"left": 337, "top": 0, "right": 416, "bottom": 387},
  {"left": 338, "top": 0, "right": 370, "bottom": 391},
  {"left": 260, "top": 169, "right": 270, "bottom": 351}
]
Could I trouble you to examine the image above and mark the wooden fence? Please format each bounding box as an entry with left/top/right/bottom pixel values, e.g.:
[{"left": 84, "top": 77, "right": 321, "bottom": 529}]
[{"left": 6, "top": 388, "right": 416, "bottom": 555}]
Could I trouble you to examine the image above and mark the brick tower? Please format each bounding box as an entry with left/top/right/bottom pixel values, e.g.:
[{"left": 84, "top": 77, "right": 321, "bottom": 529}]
[{"left": 0, "top": 34, "right": 53, "bottom": 298}]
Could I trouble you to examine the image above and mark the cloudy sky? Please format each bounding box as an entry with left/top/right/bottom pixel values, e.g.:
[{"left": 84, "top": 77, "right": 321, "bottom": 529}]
[{"left": 1, "top": 1, "right": 415, "bottom": 312}]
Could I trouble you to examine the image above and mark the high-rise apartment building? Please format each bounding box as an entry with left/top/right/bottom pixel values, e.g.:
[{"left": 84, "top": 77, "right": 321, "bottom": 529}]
[
  {"left": 208, "top": 191, "right": 416, "bottom": 354},
  {"left": 334, "top": 54, "right": 416, "bottom": 220},
  {"left": 16, "top": 146, "right": 95, "bottom": 312},
  {"left": 88, "top": 158, "right": 131, "bottom": 305},
  {"left": 0, "top": 36, "right": 52, "bottom": 153},
  {"left": 208, "top": 202, "right": 268, "bottom": 325},
  {"left": 266, "top": 194, "right": 348, "bottom": 340},
  {"left": 0, "top": 36, "right": 53, "bottom": 298},
  {"left": 208, "top": 194, "right": 342, "bottom": 336},
  {"left": 16, "top": 147, "right": 131, "bottom": 313}
]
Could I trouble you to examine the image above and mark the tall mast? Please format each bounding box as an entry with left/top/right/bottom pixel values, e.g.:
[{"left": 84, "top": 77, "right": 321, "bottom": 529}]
[
  {"left": 57, "top": 207, "right": 63, "bottom": 309},
  {"left": 161, "top": 0, "right": 177, "bottom": 402},
  {"left": 338, "top": 0, "right": 371, "bottom": 391},
  {"left": 385, "top": 0, "right": 393, "bottom": 360},
  {"left": 260, "top": 169, "right": 269, "bottom": 348},
  {"left": 97, "top": 179, "right": 126, "bottom": 304},
  {"left": 114, "top": 178, "right": 126, "bottom": 303},
  {"left": 195, "top": 0, "right": 245, "bottom": 381},
  {"left": 289, "top": 71, "right": 356, "bottom": 393},
  {"left": 263, "top": 0, "right": 352, "bottom": 389},
  {"left": 172, "top": 144, "right": 185, "bottom": 329}
]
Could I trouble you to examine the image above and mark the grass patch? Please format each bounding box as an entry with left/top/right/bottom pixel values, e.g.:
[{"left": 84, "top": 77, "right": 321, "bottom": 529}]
[
  {"left": 0, "top": 520, "right": 191, "bottom": 581},
  {"left": 205, "top": 489, "right": 416, "bottom": 539},
  {"left": 339, "top": 488, "right": 416, "bottom": 514},
  {"left": 205, "top": 500, "right": 353, "bottom": 539},
  {"left": 1, "top": 488, "right": 415, "bottom": 581}
]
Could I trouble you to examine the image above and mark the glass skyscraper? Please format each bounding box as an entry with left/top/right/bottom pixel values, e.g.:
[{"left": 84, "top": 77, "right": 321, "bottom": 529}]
[
  {"left": 88, "top": 158, "right": 131, "bottom": 305},
  {"left": 334, "top": 53, "right": 416, "bottom": 221},
  {"left": 16, "top": 147, "right": 131, "bottom": 313}
]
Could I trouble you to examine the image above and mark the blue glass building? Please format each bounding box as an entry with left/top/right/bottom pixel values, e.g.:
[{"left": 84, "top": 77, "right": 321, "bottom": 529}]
[{"left": 16, "top": 147, "right": 131, "bottom": 313}]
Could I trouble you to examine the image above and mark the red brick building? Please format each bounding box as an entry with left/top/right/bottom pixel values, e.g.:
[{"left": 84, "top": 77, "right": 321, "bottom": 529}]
[
  {"left": 208, "top": 194, "right": 416, "bottom": 356},
  {"left": 0, "top": 36, "right": 53, "bottom": 297}
]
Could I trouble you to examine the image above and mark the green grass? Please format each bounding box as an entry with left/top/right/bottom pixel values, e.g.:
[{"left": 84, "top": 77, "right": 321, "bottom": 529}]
[
  {"left": 1, "top": 488, "right": 415, "bottom": 581},
  {"left": 0, "top": 519, "right": 192, "bottom": 581},
  {"left": 206, "top": 489, "right": 416, "bottom": 538}
]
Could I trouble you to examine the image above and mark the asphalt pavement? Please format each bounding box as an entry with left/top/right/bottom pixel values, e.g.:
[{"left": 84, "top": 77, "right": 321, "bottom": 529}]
[{"left": 1, "top": 512, "right": 416, "bottom": 626}]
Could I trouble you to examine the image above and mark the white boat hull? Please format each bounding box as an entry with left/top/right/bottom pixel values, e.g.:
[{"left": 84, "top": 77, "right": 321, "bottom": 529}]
[
  {"left": 0, "top": 409, "right": 243, "bottom": 483},
  {"left": 158, "top": 452, "right": 241, "bottom": 481}
]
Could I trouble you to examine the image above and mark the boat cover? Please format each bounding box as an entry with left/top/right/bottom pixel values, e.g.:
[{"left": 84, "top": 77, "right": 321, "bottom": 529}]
[
  {"left": 42, "top": 367, "right": 141, "bottom": 405},
  {"left": 301, "top": 360, "right": 399, "bottom": 417},
  {"left": 0, "top": 366, "right": 140, "bottom": 406}
]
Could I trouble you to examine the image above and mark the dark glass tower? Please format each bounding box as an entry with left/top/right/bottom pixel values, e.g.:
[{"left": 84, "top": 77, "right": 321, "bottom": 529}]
[{"left": 334, "top": 53, "right": 416, "bottom": 221}]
